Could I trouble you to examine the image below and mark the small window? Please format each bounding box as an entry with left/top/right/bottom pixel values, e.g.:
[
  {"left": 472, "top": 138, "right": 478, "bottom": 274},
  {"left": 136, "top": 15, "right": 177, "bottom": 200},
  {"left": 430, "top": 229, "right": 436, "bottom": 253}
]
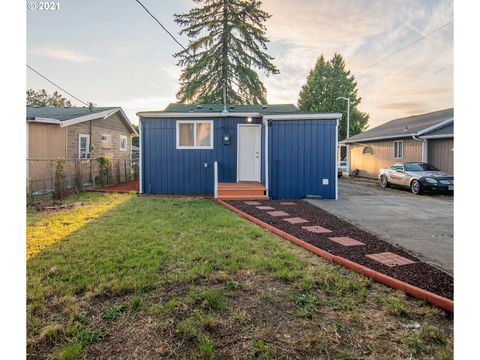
[
  {"left": 362, "top": 146, "right": 373, "bottom": 155},
  {"left": 78, "top": 134, "right": 90, "bottom": 159},
  {"left": 176, "top": 121, "right": 214, "bottom": 149},
  {"left": 101, "top": 134, "right": 111, "bottom": 149},
  {"left": 394, "top": 140, "right": 403, "bottom": 159},
  {"left": 119, "top": 135, "right": 128, "bottom": 151}
]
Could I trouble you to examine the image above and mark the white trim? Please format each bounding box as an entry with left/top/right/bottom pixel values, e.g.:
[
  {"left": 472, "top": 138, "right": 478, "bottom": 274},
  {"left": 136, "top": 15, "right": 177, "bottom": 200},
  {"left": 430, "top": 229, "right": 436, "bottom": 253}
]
[
  {"left": 340, "top": 133, "right": 413, "bottom": 144},
  {"left": 214, "top": 161, "right": 218, "bottom": 199},
  {"left": 335, "top": 118, "right": 339, "bottom": 200},
  {"left": 393, "top": 140, "right": 404, "bottom": 159},
  {"left": 139, "top": 111, "right": 262, "bottom": 118},
  {"left": 119, "top": 135, "right": 128, "bottom": 151},
  {"left": 237, "top": 124, "right": 262, "bottom": 182},
  {"left": 264, "top": 119, "right": 269, "bottom": 196},
  {"left": 176, "top": 120, "right": 214, "bottom": 149},
  {"left": 416, "top": 117, "right": 454, "bottom": 136},
  {"left": 265, "top": 113, "right": 342, "bottom": 120},
  {"left": 78, "top": 133, "right": 90, "bottom": 159},
  {"left": 60, "top": 109, "right": 118, "bottom": 127},
  {"left": 27, "top": 117, "right": 61, "bottom": 125},
  {"left": 139, "top": 120, "right": 143, "bottom": 194},
  {"left": 418, "top": 134, "right": 454, "bottom": 140}
]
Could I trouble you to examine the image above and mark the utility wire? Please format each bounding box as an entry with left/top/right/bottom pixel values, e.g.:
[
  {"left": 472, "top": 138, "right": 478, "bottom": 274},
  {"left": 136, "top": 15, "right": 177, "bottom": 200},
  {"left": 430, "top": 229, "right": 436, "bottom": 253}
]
[
  {"left": 26, "top": 64, "right": 90, "bottom": 106},
  {"left": 357, "top": 21, "right": 453, "bottom": 76},
  {"left": 134, "top": 0, "right": 187, "bottom": 51}
]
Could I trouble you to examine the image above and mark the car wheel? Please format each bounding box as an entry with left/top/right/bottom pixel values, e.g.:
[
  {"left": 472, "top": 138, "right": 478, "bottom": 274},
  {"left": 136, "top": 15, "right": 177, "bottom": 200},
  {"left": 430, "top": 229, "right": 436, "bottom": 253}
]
[
  {"left": 410, "top": 180, "right": 422, "bottom": 195},
  {"left": 380, "top": 175, "right": 390, "bottom": 188}
]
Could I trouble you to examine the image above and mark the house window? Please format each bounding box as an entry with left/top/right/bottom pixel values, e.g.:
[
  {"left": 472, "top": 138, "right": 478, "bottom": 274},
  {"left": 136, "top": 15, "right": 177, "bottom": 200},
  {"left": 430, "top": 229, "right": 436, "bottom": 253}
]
[
  {"left": 101, "top": 134, "right": 111, "bottom": 149},
  {"left": 394, "top": 140, "right": 403, "bottom": 159},
  {"left": 362, "top": 146, "right": 373, "bottom": 155},
  {"left": 119, "top": 135, "right": 128, "bottom": 151},
  {"left": 78, "top": 134, "right": 90, "bottom": 159},
  {"left": 176, "top": 120, "right": 214, "bottom": 149}
]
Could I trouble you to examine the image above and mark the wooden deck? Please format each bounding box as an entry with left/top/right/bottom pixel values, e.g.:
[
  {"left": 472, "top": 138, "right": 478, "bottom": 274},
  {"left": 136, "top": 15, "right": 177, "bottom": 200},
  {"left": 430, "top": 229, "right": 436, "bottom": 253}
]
[{"left": 218, "top": 182, "right": 268, "bottom": 200}]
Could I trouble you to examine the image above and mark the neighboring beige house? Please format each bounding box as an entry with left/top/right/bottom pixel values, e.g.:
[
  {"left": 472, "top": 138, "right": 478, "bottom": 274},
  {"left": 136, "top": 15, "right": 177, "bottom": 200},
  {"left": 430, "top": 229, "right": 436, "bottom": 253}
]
[
  {"left": 340, "top": 108, "right": 453, "bottom": 178},
  {"left": 27, "top": 106, "right": 138, "bottom": 192}
]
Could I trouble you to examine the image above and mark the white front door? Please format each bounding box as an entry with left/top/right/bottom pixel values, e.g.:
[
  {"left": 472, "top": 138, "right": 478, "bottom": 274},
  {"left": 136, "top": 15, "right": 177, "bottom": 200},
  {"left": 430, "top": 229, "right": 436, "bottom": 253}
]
[{"left": 238, "top": 125, "right": 261, "bottom": 181}]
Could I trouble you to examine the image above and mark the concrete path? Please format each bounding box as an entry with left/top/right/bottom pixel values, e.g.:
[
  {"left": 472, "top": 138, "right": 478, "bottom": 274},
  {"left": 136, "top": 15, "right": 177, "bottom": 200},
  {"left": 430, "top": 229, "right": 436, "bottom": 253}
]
[{"left": 307, "top": 180, "right": 453, "bottom": 274}]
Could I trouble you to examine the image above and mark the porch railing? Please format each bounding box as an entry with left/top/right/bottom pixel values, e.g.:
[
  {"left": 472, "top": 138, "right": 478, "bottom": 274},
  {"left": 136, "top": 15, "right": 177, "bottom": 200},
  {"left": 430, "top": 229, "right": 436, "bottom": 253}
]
[{"left": 214, "top": 161, "right": 218, "bottom": 199}]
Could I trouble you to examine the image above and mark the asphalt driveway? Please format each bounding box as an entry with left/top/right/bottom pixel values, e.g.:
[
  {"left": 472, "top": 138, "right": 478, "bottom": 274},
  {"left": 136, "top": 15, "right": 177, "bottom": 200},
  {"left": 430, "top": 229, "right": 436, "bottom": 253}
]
[{"left": 307, "top": 179, "right": 453, "bottom": 274}]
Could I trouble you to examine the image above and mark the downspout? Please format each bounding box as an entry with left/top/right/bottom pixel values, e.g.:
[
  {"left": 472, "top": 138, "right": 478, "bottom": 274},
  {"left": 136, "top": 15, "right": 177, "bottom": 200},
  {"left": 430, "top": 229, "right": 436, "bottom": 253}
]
[{"left": 412, "top": 134, "right": 427, "bottom": 163}]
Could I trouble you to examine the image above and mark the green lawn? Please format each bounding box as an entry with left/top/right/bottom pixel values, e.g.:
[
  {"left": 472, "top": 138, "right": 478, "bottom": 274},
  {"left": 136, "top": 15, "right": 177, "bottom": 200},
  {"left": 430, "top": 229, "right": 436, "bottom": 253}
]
[{"left": 27, "top": 193, "right": 453, "bottom": 359}]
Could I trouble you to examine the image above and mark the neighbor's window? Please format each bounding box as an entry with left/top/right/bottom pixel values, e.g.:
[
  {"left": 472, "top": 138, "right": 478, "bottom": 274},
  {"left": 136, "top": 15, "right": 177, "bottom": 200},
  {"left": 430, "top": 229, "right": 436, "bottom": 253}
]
[
  {"left": 101, "top": 134, "right": 111, "bottom": 149},
  {"left": 176, "top": 121, "right": 213, "bottom": 149},
  {"left": 362, "top": 146, "right": 373, "bottom": 155},
  {"left": 394, "top": 140, "right": 403, "bottom": 159},
  {"left": 119, "top": 135, "right": 128, "bottom": 151},
  {"left": 78, "top": 134, "right": 90, "bottom": 159}
]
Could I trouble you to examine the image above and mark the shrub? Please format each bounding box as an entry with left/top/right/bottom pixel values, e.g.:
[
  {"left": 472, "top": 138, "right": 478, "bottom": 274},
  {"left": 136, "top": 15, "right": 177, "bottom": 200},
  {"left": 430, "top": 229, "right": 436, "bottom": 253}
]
[{"left": 96, "top": 156, "right": 110, "bottom": 187}]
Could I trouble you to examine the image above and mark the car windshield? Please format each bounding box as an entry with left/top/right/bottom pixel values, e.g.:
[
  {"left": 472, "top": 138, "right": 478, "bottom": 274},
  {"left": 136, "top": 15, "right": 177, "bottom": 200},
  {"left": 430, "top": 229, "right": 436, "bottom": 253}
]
[{"left": 404, "top": 163, "right": 439, "bottom": 171}]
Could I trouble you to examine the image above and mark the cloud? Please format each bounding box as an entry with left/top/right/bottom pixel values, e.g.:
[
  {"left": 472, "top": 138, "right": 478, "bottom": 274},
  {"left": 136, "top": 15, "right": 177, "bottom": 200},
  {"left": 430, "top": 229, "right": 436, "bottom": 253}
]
[
  {"left": 30, "top": 47, "right": 98, "bottom": 63},
  {"left": 259, "top": 0, "right": 453, "bottom": 127},
  {"left": 98, "top": 95, "right": 177, "bottom": 125}
]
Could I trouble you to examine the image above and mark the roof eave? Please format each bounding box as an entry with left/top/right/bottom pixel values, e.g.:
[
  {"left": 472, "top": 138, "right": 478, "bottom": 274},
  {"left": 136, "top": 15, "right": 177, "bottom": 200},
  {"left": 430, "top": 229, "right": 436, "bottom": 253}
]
[{"left": 340, "top": 133, "right": 415, "bottom": 144}]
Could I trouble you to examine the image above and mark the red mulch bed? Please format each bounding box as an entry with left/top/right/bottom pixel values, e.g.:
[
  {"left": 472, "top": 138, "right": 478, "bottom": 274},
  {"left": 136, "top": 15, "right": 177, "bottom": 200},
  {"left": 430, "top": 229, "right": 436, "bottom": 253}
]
[
  {"left": 227, "top": 200, "right": 453, "bottom": 300},
  {"left": 88, "top": 180, "right": 139, "bottom": 193}
]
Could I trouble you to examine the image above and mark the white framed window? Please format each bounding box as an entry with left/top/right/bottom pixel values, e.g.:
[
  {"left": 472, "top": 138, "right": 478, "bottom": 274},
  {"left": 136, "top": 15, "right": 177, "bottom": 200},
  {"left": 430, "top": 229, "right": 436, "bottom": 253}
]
[
  {"left": 119, "top": 135, "right": 128, "bottom": 151},
  {"left": 101, "top": 134, "right": 111, "bottom": 149},
  {"left": 393, "top": 140, "right": 403, "bottom": 159},
  {"left": 78, "top": 134, "right": 90, "bottom": 159},
  {"left": 176, "top": 120, "right": 214, "bottom": 149}
]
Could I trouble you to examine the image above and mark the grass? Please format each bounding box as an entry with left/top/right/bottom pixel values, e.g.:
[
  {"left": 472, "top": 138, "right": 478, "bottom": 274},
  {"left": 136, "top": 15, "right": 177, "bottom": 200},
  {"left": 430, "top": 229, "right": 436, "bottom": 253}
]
[{"left": 27, "top": 192, "right": 453, "bottom": 359}]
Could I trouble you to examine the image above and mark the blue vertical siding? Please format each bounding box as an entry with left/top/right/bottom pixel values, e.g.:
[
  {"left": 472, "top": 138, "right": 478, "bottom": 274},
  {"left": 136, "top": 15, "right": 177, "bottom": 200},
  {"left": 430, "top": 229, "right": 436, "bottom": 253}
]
[
  {"left": 268, "top": 119, "right": 337, "bottom": 199},
  {"left": 141, "top": 116, "right": 264, "bottom": 195}
]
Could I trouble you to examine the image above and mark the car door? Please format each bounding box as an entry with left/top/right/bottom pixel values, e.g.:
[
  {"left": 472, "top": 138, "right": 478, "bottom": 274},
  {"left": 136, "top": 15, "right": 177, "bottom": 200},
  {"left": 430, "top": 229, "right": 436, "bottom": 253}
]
[{"left": 388, "top": 164, "right": 405, "bottom": 185}]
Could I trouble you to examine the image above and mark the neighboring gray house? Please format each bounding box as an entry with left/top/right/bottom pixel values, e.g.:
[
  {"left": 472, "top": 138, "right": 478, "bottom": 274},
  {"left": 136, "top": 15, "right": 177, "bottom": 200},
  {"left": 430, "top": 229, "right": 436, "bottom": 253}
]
[
  {"left": 27, "top": 106, "right": 138, "bottom": 192},
  {"left": 340, "top": 108, "right": 454, "bottom": 178}
]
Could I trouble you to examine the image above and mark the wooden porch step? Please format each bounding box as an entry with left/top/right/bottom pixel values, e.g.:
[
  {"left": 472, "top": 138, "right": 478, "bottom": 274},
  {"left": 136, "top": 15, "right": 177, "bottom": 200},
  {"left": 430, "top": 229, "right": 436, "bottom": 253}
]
[
  {"left": 219, "top": 188, "right": 266, "bottom": 196},
  {"left": 217, "top": 182, "right": 268, "bottom": 200},
  {"left": 218, "top": 194, "right": 269, "bottom": 201}
]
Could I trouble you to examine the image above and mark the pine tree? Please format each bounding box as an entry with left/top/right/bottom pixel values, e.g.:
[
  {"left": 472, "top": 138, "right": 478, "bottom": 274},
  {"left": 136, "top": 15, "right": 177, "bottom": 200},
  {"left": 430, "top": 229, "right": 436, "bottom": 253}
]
[
  {"left": 174, "top": 0, "right": 279, "bottom": 104},
  {"left": 298, "top": 54, "right": 369, "bottom": 139}
]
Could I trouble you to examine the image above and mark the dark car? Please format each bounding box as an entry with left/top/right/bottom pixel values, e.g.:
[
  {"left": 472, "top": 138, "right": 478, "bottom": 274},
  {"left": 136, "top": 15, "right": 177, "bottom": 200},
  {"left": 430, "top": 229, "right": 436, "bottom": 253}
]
[{"left": 379, "top": 162, "right": 453, "bottom": 195}]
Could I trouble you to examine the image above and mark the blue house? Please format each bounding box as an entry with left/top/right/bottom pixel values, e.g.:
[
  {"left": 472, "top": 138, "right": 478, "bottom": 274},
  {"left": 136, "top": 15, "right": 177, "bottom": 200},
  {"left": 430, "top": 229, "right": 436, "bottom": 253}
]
[{"left": 138, "top": 104, "right": 340, "bottom": 200}]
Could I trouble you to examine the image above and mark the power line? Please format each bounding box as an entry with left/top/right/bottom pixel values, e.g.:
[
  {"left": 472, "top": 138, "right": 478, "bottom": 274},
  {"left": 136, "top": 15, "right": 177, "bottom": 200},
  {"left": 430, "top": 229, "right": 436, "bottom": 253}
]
[
  {"left": 26, "top": 65, "right": 90, "bottom": 106},
  {"left": 357, "top": 21, "right": 453, "bottom": 76},
  {"left": 134, "top": 0, "right": 187, "bottom": 51}
]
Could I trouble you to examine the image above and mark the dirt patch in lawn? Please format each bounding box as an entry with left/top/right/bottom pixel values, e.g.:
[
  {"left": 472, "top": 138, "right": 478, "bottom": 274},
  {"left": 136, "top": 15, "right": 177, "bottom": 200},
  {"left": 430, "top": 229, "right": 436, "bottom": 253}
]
[
  {"left": 34, "top": 275, "right": 452, "bottom": 360},
  {"left": 227, "top": 200, "right": 453, "bottom": 300}
]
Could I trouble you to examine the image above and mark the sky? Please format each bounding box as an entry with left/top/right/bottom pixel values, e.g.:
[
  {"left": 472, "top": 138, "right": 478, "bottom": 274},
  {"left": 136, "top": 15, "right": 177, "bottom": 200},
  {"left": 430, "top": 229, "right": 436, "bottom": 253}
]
[{"left": 26, "top": 0, "right": 453, "bottom": 128}]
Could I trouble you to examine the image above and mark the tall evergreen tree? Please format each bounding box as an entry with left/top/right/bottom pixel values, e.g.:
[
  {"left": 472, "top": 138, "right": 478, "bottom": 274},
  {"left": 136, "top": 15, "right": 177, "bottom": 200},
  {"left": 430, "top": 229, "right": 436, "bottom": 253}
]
[
  {"left": 298, "top": 54, "right": 369, "bottom": 139},
  {"left": 174, "top": 0, "right": 279, "bottom": 104}
]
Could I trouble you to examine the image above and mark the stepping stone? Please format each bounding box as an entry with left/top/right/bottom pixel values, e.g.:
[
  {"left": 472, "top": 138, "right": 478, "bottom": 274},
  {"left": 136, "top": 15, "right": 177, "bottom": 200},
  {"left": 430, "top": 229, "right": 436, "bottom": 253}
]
[
  {"left": 302, "top": 225, "right": 332, "bottom": 234},
  {"left": 267, "top": 211, "right": 290, "bottom": 217},
  {"left": 366, "top": 252, "right": 416, "bottom": 267},
  {"left": 329, "top": 236, "right": 365, "bottom": 247},
  {"left": 244, "top": 201, "right": 261, "bottom": 205},
  {"left": 256, "top": 206, "right": 275, "bottom": 210},
  {"left": 283, "top": 217, "right": 309, "bottom": 224},
  {"left": 280, "top": 202, "right": 296, "bottom": 205}
]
